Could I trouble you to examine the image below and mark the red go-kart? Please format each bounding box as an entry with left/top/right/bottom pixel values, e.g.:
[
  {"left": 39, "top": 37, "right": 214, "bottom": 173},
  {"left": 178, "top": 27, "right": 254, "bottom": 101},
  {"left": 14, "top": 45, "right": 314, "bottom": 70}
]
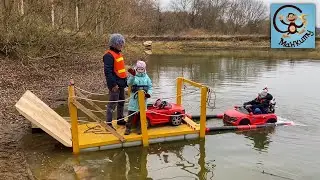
[
  {"left": 132, "top": 99, "right": 186, "bottom": 128},
  {"left": 223, "top": 99, "right": 277, "bottom": 126}
]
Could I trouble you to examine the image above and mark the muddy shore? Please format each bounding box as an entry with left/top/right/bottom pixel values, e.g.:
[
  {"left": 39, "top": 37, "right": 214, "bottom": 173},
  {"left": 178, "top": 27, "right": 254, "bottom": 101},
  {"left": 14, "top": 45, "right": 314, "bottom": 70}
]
[
  {"left": 0, "top": 53, "right": 108, "bottom": 179},
  {"left": 0, "top": 37, "right": 319, "bottom": 179}
]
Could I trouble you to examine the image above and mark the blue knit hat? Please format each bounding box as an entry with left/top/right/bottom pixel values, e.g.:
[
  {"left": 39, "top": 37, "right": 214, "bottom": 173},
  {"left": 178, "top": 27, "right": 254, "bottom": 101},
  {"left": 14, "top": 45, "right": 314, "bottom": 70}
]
[{"left": 108, "top": 33, "right": 125, "bottom": 48}]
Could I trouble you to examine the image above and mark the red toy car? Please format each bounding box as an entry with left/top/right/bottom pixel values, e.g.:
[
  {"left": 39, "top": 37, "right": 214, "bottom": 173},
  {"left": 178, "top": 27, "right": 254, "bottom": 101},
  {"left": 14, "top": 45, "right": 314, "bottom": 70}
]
[
  {"left": 132, "top": 99, "right": 186, "bottom": 128},
  {"left": 223, "top": 99, "right": 277, "bottom": 126}
]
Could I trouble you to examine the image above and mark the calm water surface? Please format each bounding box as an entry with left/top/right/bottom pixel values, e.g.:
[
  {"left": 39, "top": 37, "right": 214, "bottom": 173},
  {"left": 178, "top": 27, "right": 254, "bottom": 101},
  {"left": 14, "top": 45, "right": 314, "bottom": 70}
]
[{"left": 23, "top": 55, "right": 320, "bottom": 180}]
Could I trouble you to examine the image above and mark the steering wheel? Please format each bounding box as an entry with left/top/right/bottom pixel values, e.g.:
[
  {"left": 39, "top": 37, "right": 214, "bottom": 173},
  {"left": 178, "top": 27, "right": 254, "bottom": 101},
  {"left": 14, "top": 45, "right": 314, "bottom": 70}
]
[
  {"left": 159, "top": 101, "right": 168, "bottom": 109},
  {"left": 153, "top": 99, "right": 171, "bottom": 109},
  {"left": 153, "top": 99, "right": 161, "bottom": 107}
]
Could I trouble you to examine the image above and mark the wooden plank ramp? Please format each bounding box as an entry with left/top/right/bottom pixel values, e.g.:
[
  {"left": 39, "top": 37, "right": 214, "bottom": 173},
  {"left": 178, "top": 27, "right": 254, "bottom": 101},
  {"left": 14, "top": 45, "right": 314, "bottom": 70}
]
[
  {"left": 15, "top": 90, "right": 72, "bottom": 147},
  {"left": 31, "top": 117, "right": 88, "bottom": 129}
]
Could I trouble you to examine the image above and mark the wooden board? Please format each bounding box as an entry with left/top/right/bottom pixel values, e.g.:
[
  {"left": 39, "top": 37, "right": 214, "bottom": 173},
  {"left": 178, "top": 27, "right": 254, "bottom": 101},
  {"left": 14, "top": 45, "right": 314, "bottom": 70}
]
[
  {"left": 31, "top": 117, "right": 88, "bottom": 129},
  {"left": 15, "top": 90, "right": 72, "bottom": 147},
  {"left": 183, "top": 117, "right": 200, "bottom": 130}
]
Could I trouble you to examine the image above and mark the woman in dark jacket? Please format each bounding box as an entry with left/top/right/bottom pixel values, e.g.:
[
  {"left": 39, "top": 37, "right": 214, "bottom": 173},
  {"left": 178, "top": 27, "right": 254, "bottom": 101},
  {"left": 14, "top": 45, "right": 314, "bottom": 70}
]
[
  {"left": 243, "top": 87, "right": 273, "bottom": 114},
  {"left": 103, "top": 33, "right": 128, "bottom": 128}
]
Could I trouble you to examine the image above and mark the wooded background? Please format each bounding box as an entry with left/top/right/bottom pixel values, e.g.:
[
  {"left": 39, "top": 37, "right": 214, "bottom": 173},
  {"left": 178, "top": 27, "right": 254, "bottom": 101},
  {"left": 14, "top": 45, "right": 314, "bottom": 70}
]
[
  {"left": 1, "top": 0, "right": 269, "bottom": 34},
  {"left": 0, "top": 0, "right": 269, "bottom": 58}
]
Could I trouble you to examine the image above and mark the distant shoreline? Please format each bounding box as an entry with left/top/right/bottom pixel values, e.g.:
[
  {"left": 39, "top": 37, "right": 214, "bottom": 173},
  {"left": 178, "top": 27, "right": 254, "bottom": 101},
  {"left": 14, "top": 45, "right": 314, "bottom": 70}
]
[
  {"left": 130, "top": 35, "right": 320, "bottom": 42},
  {"left": 129, "top": 35, "right": 320, "bottom": 60}
]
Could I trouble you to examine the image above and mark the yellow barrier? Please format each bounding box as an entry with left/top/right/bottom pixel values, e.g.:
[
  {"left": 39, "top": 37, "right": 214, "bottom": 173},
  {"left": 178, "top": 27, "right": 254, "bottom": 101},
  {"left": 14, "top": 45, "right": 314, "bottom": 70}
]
[
  {"left": 68, "top": 77, "right": 208, "bottom": 154},
  {"left": 176, "top": 77, "right": 208, "bottom": 138},
  {"left": 68, "top": 79, "right": 80, "bottom": 154},
  {"left": 138, "top": 90, "right": 149, "bottom": 146},
  {"left": 176, "top": 78, "right": 182, "bottom": 105},
  {"left": 200, "top": 87, "right": 207, "bottom": 138}
]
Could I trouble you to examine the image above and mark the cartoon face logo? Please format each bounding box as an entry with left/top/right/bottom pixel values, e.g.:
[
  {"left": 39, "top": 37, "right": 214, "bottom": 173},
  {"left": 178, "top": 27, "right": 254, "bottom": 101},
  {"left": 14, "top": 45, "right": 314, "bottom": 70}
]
[
  {"left": 270, "top": 3, "right": 316, "bottom": 48},
  {"left": 273, "top": 5, "right": 308, "bottom": 38}
]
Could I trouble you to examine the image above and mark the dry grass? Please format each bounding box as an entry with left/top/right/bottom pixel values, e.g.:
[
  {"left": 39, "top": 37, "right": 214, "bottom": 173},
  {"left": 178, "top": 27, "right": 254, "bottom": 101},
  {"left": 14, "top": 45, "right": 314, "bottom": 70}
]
[{"left": 150, "top": 39, "right": 320, "bottom": 60}]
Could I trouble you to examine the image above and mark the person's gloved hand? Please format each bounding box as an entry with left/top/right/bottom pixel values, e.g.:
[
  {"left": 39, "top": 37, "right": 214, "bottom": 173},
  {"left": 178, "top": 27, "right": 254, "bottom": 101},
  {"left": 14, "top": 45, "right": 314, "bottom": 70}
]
[
  {"left": 128, "top": 68, "right": 136, "bottom": 76},
  {"left": 245, "top": 104, "right": 252, "bottom": 109},
  {"left": 145, "top": 93, "right": 151, "bottom": 98}
]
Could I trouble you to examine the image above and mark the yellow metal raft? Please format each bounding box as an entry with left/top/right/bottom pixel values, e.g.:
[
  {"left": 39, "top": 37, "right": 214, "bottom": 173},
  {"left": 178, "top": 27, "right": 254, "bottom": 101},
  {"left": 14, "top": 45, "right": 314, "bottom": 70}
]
[
  {"left": 15, "top": 77, "right": 209, "bottom": 154},
  {"left": 77, "top": 121, "right": 200, "bottom": 152}
]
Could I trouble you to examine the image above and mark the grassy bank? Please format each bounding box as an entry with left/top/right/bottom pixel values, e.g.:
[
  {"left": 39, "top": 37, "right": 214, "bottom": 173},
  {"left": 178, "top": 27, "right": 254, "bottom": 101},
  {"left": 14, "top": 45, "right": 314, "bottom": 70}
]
[{"left": 129, "top": 35, "right": 320, "bottom": 60}]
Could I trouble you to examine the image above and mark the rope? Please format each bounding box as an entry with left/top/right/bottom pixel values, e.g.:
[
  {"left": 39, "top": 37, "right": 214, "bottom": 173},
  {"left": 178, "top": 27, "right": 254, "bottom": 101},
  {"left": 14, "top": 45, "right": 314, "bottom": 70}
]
[
  {"left": 87, "top": 109, "right": 107, "bottom": 113},
  {"left": 151, "top": 88, "right": 196, "bottom": 97},
  {"left": 73, "top": 87, "right": 199, "bottom": 103},
  {"left": 147, "top": 110, "right": 189, "bottom": 117},
  {"left": 73, "top": 96, "right": 130, "bottom": 103},
  {"left": 74, "top": 86, "right": 109, "bottom": 96},
  {"left": 79, "top": 107, "right": 139, "bottom": 121},
  {"left": 72, "top": 80, "right": 217, "bottom": 111},
  {"left": 73, "top": 92, "right": 137, "bottom": 103},
  {"left": 114, "top": 111, "right": 139, "bottom": 122},
  {"left": 83, "top": 124, "right": 111, "bottom": 134},
  {"left": 83, "top": 112, "right": 140, "bottom": 134},
  {"left": 180, "top": 86, "right": 217, "bottom": 110},
  {"left": 206, "top": 88, "right": 217, "bottom": 109},
  {"left": 162, "top": 89, "right": 199, "bottom": 100}
]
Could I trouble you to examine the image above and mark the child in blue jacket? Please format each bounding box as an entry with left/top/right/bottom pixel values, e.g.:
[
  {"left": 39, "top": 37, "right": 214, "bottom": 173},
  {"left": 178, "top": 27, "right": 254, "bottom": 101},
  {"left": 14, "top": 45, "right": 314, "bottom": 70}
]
[{"left": 124, "top": 60, "right": 152, "bottom": 135}]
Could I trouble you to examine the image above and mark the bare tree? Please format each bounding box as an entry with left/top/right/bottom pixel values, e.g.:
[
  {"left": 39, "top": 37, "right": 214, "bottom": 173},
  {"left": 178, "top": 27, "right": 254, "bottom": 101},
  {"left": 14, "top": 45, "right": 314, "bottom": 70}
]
[
  {"left": 51, "top": 0, "right": 55, "bottom": 27},
  {"left": 75, "top": 0, "right": 79, "bottom": 30},
  {"left": 0, "top": 0, "right": 271, "bottom": 59}
]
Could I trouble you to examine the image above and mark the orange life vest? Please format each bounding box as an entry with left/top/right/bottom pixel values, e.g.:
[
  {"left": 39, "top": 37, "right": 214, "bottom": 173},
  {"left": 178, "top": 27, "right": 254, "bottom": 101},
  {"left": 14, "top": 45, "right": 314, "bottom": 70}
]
[{"left": 105, "top": 50, "right": 127, "bottom": 78}]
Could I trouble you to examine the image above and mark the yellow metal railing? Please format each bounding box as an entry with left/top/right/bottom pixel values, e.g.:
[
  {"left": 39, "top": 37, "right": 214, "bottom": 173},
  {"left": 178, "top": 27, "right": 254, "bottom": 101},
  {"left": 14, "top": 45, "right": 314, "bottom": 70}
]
[
  {"left": 176, "top": 77, "right": 208, "bottom": 138},
  {"left": 68, "top": 77, "right": 208, "bottom": 154},
  {"left": 68, "top": 79, "right": 80, "bottom": 154},
  {"left": 138, "top": 90, "right": 149, "bottom": 146}
]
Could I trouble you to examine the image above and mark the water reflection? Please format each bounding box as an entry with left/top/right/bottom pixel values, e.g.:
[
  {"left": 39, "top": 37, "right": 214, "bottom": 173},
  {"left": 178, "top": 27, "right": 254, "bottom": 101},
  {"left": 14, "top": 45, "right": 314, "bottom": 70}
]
[
  {"left": 74, "top": 147, "right": 150, "bottom": 179},
  {"left": 237, "top": 128, "right": 275, "bottom": 152},
  {"left": 23, "top": 133, "right": 215, "bottom": 179},
  {"left": 22, "top": 55, "right": 320, "bottom": 179},
  {"left": 147, "top": 55, "right": 281, "bottom": 87},
  {"left": 148, "top": 140, "right": 214, "bottom": 180}
]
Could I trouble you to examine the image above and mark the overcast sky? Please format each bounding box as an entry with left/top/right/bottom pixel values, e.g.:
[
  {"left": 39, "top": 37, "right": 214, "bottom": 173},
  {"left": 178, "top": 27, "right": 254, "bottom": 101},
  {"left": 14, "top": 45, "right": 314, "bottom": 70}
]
[{"left": 158, "top": 0, "right": 320, "bottom": 27}]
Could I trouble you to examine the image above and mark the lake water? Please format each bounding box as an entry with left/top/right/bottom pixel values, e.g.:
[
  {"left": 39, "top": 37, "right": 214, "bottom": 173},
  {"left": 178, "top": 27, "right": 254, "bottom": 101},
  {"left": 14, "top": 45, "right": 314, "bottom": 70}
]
[{"left": 23, "top": 55, "right": 320, "bottom": 179}]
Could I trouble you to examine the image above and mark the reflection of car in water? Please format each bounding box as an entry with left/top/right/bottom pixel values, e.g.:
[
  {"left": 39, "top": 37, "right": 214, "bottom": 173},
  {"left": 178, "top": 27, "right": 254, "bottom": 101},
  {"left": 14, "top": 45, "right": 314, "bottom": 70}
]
[
  {"left": 223, "top": 98, "right": 277, "bottom": 126},
  {"left": 71, "top": 140, "right": 214, "bottom": 179},
  {"left": 236, "top": 127, "right": 275, "bottom": 152}
]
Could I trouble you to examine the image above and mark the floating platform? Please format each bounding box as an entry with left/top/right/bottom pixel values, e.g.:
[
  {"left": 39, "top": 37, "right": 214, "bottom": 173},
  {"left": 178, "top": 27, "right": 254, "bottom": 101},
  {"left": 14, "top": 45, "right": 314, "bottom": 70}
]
[
  {"left": 15, "top": 90, "right": 200, "bottom": 152},
  {"left": 78, "top": 121, "right": 199, "bottom": 152},
  {"left": 15, "top": 89, "right": 293, "bottom": 154}
]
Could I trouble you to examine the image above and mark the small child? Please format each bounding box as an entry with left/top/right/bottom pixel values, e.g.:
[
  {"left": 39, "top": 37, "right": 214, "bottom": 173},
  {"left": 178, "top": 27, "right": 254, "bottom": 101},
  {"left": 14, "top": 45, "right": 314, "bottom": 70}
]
[{"left": 124, "top": 60, "right": 152, "bottom": 135}]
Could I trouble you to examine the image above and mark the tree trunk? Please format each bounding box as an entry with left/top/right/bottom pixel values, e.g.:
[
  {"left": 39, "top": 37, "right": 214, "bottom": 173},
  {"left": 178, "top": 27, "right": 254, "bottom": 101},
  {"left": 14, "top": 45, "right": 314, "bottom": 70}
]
[
  {"left": 3, "top": 0, "right": 12, "bottom": 32},
  {"left": 95, "top": 16, "right": 99, "bottom": 34},
  {"left": 75, "top": 0, "right": 79, "bottom": 31},
  {"left": 51, "top": 0, "right": 55, "bottom": 27},
  {"left": 19, "top": 0, "right": 24, "bottom": 15}
]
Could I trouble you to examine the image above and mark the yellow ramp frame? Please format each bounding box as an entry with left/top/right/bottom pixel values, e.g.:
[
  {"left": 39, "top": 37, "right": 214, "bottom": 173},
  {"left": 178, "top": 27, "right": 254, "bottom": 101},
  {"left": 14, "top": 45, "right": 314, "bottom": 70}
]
[{"left": 15, "top": 90, "right": 72, "bottom": 147}]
